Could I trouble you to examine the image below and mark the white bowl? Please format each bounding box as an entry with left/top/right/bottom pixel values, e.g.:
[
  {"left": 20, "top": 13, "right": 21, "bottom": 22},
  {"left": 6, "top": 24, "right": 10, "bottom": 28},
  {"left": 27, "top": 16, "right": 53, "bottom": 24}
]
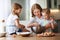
[{"left": 16, "top": 32, "right": 31, "bottom": 37}]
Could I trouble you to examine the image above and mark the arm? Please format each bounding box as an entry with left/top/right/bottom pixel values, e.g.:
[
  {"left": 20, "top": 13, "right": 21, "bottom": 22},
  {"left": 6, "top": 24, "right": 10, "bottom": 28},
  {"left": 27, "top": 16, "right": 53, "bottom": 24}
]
[
  {"left": 15, "top": 19, "right": 25, "bottom": 29},
  {"left": 50, "top": 18, "right": 57, "bottom": 29},
  {"left": 27, "top": 22, "right": 40, "bottom": 28},
  {"left": 27, "top": 23, "right": 34, "bottom": 28},
  {"left": 15, "top": 19, "right": 30, "bottom": 32},
  {"left": 27, "top": 17, "right": 35, "bottom": 28},
  {"left": 45, "top": 23, "right": 51, "bottom": 29}
]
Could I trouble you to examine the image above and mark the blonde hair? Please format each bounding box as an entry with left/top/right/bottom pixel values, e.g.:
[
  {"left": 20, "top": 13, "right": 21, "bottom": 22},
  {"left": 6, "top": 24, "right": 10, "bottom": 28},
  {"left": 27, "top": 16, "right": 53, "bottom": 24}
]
[
  {"left": 31, "top": 3, "right": 42, "bottom": 17},
  {"left": 42, "top": 8, "right": 50, "bottom": 15}
]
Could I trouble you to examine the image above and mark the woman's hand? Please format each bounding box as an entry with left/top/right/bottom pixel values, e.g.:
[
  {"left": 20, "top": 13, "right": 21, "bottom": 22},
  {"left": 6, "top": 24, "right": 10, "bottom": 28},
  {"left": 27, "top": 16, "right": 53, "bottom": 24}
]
[
  {"left": 27, "top": 22, "right": 39, "bottom": 28},
  {"left": 27, "top": 24, "right": 33, "bottom": 28}
]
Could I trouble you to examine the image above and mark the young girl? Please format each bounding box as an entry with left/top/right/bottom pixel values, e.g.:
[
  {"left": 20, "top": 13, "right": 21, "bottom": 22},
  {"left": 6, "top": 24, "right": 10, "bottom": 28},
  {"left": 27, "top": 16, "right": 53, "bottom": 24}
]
[
  {"left": 6, "top": 3, "right": 29, "bottom": 36},
  {"left": 37, "top": 8, "right": 57, "bottom": 37}
]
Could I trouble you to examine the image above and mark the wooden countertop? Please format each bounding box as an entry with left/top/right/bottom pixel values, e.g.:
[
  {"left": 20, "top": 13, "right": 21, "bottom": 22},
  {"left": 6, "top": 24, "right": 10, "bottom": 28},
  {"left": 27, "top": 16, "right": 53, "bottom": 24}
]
[{"left": 0, "top": 33, "right": 60, "bottom": 40}]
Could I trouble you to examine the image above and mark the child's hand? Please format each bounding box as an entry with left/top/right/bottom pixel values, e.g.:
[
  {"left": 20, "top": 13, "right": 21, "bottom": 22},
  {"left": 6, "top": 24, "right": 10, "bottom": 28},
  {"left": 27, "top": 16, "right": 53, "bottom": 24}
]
[
  {"left": 22, "top": 28, "right": 30, "bottom": 32},
  {"left": 45, "top": 23, "right": 51, "bottom": 29},
  {"left": 50, "top": 18, "right": 54, "bottom": 23},
  {"left": 20, "top": 24, "right": 25, "bottom": 29}
]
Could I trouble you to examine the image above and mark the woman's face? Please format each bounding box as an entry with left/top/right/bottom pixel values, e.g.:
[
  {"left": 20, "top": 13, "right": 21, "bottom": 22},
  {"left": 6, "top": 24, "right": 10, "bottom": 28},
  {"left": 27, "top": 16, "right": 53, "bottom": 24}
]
[{"left": 33, "top": 9, "right": 41, "bottom": 16}]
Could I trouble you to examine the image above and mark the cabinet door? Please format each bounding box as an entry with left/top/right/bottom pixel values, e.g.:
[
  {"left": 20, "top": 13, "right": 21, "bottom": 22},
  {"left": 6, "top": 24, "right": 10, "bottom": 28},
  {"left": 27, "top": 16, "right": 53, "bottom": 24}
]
[{"left": 57, "top": 20, "right": 60, "bottom": 33}]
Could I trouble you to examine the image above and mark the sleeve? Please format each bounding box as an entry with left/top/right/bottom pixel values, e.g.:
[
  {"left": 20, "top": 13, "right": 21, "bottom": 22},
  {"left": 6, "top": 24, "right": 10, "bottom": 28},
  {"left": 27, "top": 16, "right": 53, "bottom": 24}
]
[
  {"left": 28, "top": 17, "right": 35, "bottom": 24},
  {"left": 50, "top": 19, "right": 57, "bottom": 24},
  {"left": 14, "top": 15, "right": 18, "bottom": 20},
  {"left": 53, "top": 20, "right": 57, "bottom": 24}
]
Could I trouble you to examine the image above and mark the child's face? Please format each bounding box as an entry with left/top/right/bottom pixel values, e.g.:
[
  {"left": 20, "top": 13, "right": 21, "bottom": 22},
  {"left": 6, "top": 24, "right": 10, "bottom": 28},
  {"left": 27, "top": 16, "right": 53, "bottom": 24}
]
[
  {"left": 13, "top": 8, "right": 22, "bottom": 15},
  {"left": 42, "top": 12, "right": 49, "bottom": 19},
  {"left": 33, "top": 9, "right": 41, "bottom": 16},
  {"left": 15, "top": 9, "right": 22, "bottom": 14}
]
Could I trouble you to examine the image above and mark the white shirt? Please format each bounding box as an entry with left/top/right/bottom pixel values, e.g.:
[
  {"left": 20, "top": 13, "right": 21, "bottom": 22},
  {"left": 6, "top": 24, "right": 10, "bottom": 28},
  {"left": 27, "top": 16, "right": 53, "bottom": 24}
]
[
  {"left": 29, "top": 16, "right": 56, "bottom": 27},
  {"left": 28, "top": 16, "right": 43, "bottom": 32},
  {"left": 29, "top": 16, "right": 41, "bottom": 23},
  {"left": 41, "top": 19, "right": 51, "bottom": 26},
  {"left": 6, "top": 13, "right": 18, "bottom": 26},
  {"left": 29, "top": 16, "right": 43, "bottom": 26},
  {"left": 6, "top": 13, "right": 18, "bottom": 34}
]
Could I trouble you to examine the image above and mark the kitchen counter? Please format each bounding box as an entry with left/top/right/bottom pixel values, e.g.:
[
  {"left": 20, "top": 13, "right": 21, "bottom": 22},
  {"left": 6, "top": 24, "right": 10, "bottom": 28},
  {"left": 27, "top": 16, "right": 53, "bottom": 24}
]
[{"left": 0, "top": 33, "right": 60, "bottom": 40}]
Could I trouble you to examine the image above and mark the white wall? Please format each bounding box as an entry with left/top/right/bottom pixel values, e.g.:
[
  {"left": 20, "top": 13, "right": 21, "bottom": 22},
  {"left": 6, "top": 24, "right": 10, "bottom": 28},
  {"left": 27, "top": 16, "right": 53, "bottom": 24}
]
[
  {"left": 36, "top": 0, "right": 47, "bottom": 8},
  {"left": 0, "top": 0, "right": 11, "bottom": 33},
  {"left": 0, "top": 0, "right": 11, "bottom": 20}
]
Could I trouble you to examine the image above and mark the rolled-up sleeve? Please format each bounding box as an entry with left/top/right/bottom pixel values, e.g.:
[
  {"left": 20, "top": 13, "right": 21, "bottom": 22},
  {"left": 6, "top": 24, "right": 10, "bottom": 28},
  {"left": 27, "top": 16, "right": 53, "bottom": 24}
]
[{"left": 28, "top": 17, "right": 35, "bottom": 24}]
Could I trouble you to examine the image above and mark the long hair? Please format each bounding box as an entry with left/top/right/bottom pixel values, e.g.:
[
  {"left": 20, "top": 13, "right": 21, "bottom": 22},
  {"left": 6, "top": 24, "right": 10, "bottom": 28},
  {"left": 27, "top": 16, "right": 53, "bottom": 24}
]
[{"left": 31, "top": 3, "right": 42, "bottom": 17}]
